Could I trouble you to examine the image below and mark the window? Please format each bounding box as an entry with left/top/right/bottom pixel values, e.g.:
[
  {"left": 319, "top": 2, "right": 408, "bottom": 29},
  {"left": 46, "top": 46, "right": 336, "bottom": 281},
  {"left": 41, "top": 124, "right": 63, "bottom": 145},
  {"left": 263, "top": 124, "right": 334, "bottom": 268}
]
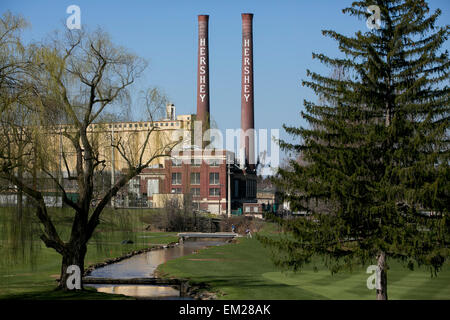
[
  {"left": 209, "top": 172, "right": 219, "bottom": 185},
  {"left": 129, "top": 124, "right": 132, "bottom": 128},
  {"left": 190, "top": 172, "right": 200, "bottom": 185},
  {"left": 245, "top": 207, "right": 250, "bottom": 213},
  {"left": 147, "top": 179, "right": 159, "bottom": 196},
  {"left": 139, "top": 123, "right": 142, "bottom": 127},
  {"left": 172, "top": 159, "right": 182, "bottom": 167},
  {"left": 191, "top": 188, "right": 200, "bottom": 196},
  {"left": 144, "top": 123, "right": 147, "bottom": 127},
  {"left": 208, "top": 159, "right": 220, "bottom": 167},
  {"left": 172, "top": 172, "right": 181, "bottom": 185},
  {"left": 246, "top": 180, "right": 256, "bottom": 198},
  {"left": 209, "top": 188, "right": 220, "bottom": 197},
  {"left": 191, "top": 158, "right": 201, "bottom": 166},
  {"left": 171, "top": 188, "right": 182, "bottom": 194}
]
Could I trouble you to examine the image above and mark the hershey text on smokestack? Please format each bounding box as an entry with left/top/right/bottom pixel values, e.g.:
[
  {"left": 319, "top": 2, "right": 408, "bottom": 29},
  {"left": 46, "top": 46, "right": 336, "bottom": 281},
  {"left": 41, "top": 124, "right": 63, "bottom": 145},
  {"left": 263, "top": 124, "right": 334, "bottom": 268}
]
[{"left": 199, "top": 37, "right": 207, "bottom": 103}]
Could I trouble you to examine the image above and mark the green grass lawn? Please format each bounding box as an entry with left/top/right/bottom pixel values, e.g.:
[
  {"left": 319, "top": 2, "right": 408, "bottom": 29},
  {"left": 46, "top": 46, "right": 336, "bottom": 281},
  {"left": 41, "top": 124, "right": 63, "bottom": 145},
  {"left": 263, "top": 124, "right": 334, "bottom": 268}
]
[
  {"left": 0, "top": 207, "right": 178, "bottom": 299},
  {"left": 2, "top": 207, "right": 448, "bottom": 300},
  {"left": 158, "top": 235, "right": 450, "bottom": 300}
]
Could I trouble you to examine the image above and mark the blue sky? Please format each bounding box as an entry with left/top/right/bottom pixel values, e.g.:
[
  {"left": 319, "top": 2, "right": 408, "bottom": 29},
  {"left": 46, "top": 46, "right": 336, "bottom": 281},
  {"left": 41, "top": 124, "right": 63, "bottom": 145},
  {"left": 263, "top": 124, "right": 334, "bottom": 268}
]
[{"left": 2, "top": 0, "right": 449, "bottom": 161}]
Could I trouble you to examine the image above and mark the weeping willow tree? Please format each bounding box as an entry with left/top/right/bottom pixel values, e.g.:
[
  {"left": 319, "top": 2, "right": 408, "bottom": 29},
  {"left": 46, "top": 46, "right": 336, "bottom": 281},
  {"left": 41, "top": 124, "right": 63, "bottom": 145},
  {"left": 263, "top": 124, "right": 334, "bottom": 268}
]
[
  {"left": 258, "top": 0, "right": 449, "bottom": 300},
  {"left": 0, "top": 12, "right": 42, "bottom": 270},
  {"left": 0, "top": 14, "right": 181, "bottom": 290}
]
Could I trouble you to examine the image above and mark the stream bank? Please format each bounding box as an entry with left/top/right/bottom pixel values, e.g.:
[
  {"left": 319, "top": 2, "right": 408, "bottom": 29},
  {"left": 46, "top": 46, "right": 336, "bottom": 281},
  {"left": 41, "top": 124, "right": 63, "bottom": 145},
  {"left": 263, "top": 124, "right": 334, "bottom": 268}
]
[{"left": 84, "top": 239, "right": 229, "bottom": 299}]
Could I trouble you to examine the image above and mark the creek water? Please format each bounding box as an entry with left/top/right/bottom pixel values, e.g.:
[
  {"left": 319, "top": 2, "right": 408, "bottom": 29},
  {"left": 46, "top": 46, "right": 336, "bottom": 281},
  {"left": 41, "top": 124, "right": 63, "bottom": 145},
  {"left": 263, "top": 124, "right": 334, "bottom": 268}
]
[{"left": 85, "top": 239, "right": 227, "bottom": 299}]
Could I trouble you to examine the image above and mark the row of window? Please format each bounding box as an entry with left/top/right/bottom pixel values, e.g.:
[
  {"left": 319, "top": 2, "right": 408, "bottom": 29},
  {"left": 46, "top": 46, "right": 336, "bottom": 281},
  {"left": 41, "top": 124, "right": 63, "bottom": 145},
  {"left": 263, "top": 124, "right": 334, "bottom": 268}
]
[
  {"left": 172, "top": 172, "right": 220, "bottom": 185},
  {"left": 62, "top": 120, "right": 191, "bottom": 131},
  {"left": 245, "top": 206, "right": 259, "bottom": 213},
  {"left": 171, "top": 187, "right": 221, "bottom": 197},
  {"left": 107, "top": 122, "right": 181, "bottom": 129},
  {"left": 171, "top": 159, "right": 221, "bottom": 167}
]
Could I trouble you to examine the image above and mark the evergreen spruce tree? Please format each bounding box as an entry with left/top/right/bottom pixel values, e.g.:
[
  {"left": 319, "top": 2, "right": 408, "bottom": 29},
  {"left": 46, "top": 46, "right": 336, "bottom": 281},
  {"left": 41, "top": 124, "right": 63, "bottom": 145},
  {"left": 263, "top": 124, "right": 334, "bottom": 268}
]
[{"left": 259, "top": 0, "right": 449, "bottom": 300}]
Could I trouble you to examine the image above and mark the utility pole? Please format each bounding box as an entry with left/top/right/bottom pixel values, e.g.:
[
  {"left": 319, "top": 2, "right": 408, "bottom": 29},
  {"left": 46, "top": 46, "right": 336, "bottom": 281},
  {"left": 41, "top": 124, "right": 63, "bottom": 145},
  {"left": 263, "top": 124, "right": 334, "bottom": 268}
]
[
  {"left": 111, "top": 124, "right": 115, "bottom": 208},
  {"left": 59, "top": 128, "right": 63, "bottom": 208},
  {"left": 218, "top": 183, "right": 223, "bottom": 215},
  {"left": 227, "top": 163, "right": 231, "bottom": 217}
]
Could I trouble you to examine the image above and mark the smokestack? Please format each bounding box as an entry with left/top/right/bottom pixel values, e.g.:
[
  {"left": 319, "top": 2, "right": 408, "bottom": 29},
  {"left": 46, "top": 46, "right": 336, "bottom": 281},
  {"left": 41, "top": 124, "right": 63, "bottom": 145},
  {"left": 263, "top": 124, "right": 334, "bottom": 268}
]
[
  {"left": 197, "top": 14, "right": 210, "bottom": 145},
  {"left": 241, "top": 13, "right": 255, "bottom": 170}
]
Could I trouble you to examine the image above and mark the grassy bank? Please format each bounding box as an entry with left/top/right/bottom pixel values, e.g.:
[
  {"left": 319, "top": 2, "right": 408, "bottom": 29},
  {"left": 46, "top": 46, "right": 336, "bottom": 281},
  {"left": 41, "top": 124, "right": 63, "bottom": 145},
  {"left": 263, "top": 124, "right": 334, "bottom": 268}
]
[
  {"left": 158, "top": 227, "right": 450, "bottom": 300},
  {"left": 0, "top": 207, "right": 178, "bottom": 299}
]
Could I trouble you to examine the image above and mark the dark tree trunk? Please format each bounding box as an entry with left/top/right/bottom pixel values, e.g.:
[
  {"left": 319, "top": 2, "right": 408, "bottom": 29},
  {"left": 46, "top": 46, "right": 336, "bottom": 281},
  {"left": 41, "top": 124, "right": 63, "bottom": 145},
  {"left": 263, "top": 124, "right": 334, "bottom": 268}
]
[
  {"left": 58, "top": 242, "right": 87, "bottom": 290},
  {"left": 376, "top": 251, "right": 388, "bottom": 300}
]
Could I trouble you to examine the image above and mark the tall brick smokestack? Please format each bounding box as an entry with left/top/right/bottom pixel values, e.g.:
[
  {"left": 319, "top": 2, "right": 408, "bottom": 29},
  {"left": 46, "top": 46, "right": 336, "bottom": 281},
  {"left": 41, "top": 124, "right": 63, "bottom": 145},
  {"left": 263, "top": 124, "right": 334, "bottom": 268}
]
[
  {"left": 241, "top": 13, "right": 255, "bottom": 169},
  {"left": 197, "top": 15, "right": 210, "bottom": 145}
]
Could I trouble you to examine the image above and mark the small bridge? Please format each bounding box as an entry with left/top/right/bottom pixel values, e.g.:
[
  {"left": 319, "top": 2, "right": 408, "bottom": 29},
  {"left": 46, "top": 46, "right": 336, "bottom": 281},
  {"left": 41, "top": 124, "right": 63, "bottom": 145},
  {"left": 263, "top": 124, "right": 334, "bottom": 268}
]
[
  {"left": 177, "top": 232, "right": 238, "bottom": 243},
  {"left": 82, "top": 277, "right": 190, "bottom": 296}
]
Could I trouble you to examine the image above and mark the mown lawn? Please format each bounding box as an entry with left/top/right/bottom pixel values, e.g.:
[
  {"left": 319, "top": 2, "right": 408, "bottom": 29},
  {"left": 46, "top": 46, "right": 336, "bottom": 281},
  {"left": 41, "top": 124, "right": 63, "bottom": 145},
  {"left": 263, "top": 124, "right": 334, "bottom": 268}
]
[
  {"left": 158, "top": 233, "right": 450, "bottom": 300},
  {"left": 0, "top": 207, "right": 178, "bottom": 299}
]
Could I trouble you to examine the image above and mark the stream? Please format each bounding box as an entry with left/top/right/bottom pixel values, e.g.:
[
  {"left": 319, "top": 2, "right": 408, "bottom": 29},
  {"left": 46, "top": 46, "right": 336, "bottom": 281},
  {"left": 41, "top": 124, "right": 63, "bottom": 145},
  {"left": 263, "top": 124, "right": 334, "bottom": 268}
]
[{"left": 85, "top": 239, "right": 227, "bottom": 299}]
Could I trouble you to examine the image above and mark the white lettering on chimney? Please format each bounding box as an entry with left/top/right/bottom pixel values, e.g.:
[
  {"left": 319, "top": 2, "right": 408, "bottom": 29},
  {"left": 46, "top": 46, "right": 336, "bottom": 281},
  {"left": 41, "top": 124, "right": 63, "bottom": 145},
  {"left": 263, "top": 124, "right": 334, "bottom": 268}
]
[
  {"left": 243, "top": 31, "right": 252, "bottom": 103},
  {"left": 199, "top": 35, "right": 208, "bottom": 99}
]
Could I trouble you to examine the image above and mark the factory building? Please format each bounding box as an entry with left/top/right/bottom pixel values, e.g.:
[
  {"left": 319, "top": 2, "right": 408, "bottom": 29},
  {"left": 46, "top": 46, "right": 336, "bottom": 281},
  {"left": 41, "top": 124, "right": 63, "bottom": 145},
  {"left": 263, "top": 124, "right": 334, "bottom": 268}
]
[{"left": 121, "top": 148, "right": 257, "bottom": 215}]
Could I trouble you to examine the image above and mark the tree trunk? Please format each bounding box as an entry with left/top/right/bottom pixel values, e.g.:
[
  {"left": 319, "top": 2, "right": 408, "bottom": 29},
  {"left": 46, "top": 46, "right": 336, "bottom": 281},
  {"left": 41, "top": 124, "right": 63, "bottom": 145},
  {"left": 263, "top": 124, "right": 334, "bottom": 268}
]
[
  {"left": 376, "top": 251, "right": 388, "bottom": 300},
  {"left": 58, "top": 243, "right": 87, "bottom": 290}
]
